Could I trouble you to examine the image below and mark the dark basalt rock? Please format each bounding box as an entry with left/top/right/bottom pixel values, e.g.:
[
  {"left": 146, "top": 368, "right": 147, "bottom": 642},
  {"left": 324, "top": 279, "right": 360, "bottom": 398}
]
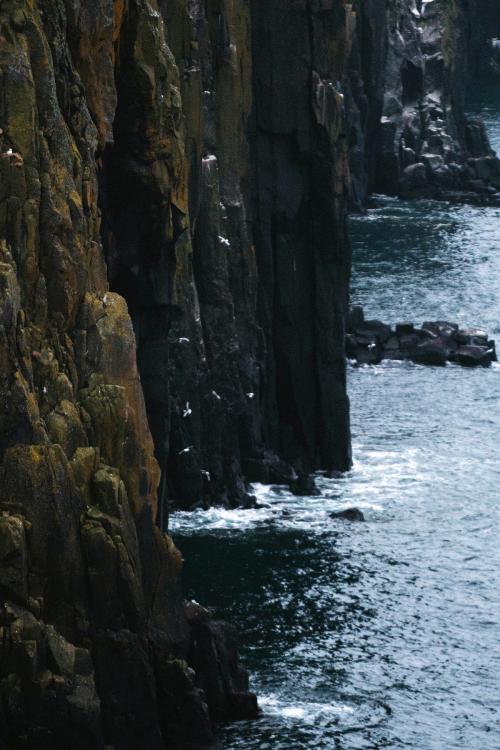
[
  {"left": 348, "top": 308, "right": 496, "bottom": 369},
  {"left": 244, "top": 452, "right": 297, "bottom": 486},
  {"left": 346, "top": 0, "right": 500, "bottom": 207},
  {"left": 396, "top": 323, "right": 415, "bottom": 336},
  {"left": 399, "top": 333, "right": 422, "bottom": 356},
  {"left": 400, "top": 163, "right": 428, "bottom": 196},
  {"left": 186, "top": 605, "right": 259, "bottom": 724},
  {"left": 454, "top": 328, "right": 489, "bottom": 346},
  {"left": 452, "top": 345, "right": 495, "bottom": 367},
  {"left": 422, "top": 321, "right": 459, "bottom": 338},
  {"left": 346, "top": 305, "right": 365, "bottom": 333},
  {"left": 410, "top": 341, "right": 448, "bottom": 367},
  {"left": 331, "top": 508, "right": 365, "bottom": 522},
  {"left": 1, "top": 0, "right": 498, "bottom": 747},
  {"left": 290, "top": 474, "right": 321, "bottom": 497}
]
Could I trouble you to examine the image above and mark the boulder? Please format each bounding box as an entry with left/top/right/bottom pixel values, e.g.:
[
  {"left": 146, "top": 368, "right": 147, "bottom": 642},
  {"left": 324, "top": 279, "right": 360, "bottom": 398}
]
[
  {"left": 354, "top": 344, "right": 382, "bottom": 366},
  {"left": 290, "top": 474, "right": 321, "bottom": 497},
  {"left": 384, "top": 335, "right": 400, "bottom": 350},
  {"left": 422, "top": 321, "right": 458, "bottom": 338},
  {"left": 396, "top": 323, "right": 415, "bottom": 335},
  {"left": 400, "top": 163, "right": 428, "bottom": 194},
  {"left": 398, "top": 333, "right": 421, "bottom": 354},
  {"left": 345, "top": 334, "right": 359, "bottom": 359},
  {"left": 355, "top": 320, "right": 393, "bottom": 344},
  {"left": 453, "top": 345, "right": 494, "bottom": 367},
  {"left": 454, "top": 328, "right": 489, "bottom": 346},
  {"left": 410, "top": 340, "right": 448, "bottom": 366},
  {"left": 347, "top": 316, "right": 495, "bottom": 371},
  {"left": 422, "top": 153, "right": 444, "bottom": 172}
]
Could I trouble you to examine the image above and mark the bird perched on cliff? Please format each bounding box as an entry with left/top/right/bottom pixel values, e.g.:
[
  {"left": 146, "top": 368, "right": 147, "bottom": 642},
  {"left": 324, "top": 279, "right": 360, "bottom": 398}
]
[{"left": 183, "top": 402, "right": 192, "bottom": 418}]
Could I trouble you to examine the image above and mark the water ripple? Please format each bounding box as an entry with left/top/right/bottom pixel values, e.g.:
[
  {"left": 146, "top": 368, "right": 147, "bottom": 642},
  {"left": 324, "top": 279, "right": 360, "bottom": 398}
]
[{"left": 171, "top": 88, "right": 500, "bottom": 749}]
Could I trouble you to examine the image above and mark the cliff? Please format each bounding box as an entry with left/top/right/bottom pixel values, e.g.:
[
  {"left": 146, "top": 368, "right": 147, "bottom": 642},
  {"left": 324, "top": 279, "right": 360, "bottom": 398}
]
[
  {"left": 347, "top": 0, "right": 500, "bottom": 205},
  {"left": 0, "top": 1, "right": 498, "bottom": 748},
  {"left": 0, "top": 1, "right": 353, "bottom": 748}
]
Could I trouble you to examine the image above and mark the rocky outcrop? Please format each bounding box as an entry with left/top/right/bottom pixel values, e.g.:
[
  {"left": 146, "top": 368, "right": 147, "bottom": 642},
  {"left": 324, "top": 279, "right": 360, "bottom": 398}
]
[
  {"left": 346, "top": 306, "right": 497, "bottom": 367},
  {"left": 94, "top": 0, "right": 354, "bottom": 514},
  {"left": 347, "top": 0, "right": 500, "bottom": 206},
  {"left": 0, "top": 2, "right": 263, "bottom": 748},
  {"left": 154, "top": 0, "right": 353, "bottom": 511}
]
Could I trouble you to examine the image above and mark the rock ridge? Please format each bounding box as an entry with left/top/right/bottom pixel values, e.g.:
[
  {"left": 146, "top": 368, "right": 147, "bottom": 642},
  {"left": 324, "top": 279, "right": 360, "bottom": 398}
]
[
  {"left": 347, "top": 0, "right": 500, "bottom": 206},
  {"left": 346, "top": 306, "right": 497, "bottom": 368}
]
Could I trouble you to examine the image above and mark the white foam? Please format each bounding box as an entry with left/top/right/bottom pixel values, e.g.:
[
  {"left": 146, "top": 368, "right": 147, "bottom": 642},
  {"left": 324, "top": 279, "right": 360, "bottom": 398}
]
[
  {"left": 169, "top": 439, "right": 430, "bottom": 535},
  {"left": 258, "top": 693, "right": 354, "bottom": 723}
]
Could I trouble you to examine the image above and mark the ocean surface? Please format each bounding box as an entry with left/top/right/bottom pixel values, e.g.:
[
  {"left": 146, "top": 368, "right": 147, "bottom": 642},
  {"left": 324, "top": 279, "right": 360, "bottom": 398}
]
[{"left": 170, "top": 84, "right": 500, "bottom": 749}]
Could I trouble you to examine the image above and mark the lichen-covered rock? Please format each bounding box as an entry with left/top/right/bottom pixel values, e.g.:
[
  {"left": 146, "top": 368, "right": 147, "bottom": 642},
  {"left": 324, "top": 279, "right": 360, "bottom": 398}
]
[{"left": 0, "top": 1, "right": 258, "bottom": 746}]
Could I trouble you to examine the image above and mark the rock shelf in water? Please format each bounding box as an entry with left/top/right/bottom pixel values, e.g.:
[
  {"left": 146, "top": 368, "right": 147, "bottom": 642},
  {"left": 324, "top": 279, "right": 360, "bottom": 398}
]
[{"left": 347, "top": 307, "right": 497, "bottom": 368}]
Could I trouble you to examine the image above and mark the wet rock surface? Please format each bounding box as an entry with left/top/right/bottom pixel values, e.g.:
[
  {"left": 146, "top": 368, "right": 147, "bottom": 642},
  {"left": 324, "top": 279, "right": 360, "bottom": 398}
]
[
  {"left": 346, "top": 0, "right": 500, "bottom": 206},
  {"left": 331, "top": 508, "right": 365, "bottom": 522},
  {"left": 347, "top": 307, "right": 497, "bottom": 368}
]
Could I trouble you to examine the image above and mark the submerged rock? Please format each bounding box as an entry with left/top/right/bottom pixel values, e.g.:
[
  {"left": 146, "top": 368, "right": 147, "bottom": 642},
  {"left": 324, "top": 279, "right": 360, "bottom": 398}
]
[{"left": 331, "top": 508, "right": 365, "bottom": 522}]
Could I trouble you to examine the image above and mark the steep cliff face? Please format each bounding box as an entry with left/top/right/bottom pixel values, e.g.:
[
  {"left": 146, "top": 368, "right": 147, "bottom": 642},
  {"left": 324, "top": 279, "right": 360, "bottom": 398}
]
[
  {"left": 0, "top": 0, "right": 353, "bottom": 748},
  {"left": 347, "top": 0, "right": 500, "bottom": 206},
  {"left": 96, "top": 0, "right": 354, "bottom": 514},
  {"left": 466, "top": 0, "right": 500, "bottom": 75},
  {"left": 0, "top": 2, "right": 257, "bottom": 748},
  {"left": 1, "top": 0, "right": 495, "bottom": 747},
  {"left": 249, "top": 0, "right": 353, "bottom": 477},
  {"left": 154, "top": 0, "right": 353, "bottom": 511}
]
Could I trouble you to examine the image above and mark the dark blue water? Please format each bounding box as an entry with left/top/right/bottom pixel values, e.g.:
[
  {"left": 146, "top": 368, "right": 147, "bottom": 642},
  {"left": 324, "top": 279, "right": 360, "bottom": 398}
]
[{"left": 171, "top": 89, "right": 500, "bottom": 749}]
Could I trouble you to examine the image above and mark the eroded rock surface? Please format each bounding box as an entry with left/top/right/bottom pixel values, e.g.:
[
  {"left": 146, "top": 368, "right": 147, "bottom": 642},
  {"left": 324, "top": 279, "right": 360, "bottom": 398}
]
[
  {"left": 0, "top": 2, "right": 263, "bottom": 747},
  {"left": 347, "top": 0, "right": 500, "bottom": 205}
]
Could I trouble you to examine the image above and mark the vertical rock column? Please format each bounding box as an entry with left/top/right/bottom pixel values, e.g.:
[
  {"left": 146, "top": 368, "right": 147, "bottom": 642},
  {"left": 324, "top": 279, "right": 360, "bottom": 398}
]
[
  {"left": 250, "top": 0, "right": 353, "bottom": 473},
  {"left": 345, "top": 0, "right": 500, "bottom": 204}
]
